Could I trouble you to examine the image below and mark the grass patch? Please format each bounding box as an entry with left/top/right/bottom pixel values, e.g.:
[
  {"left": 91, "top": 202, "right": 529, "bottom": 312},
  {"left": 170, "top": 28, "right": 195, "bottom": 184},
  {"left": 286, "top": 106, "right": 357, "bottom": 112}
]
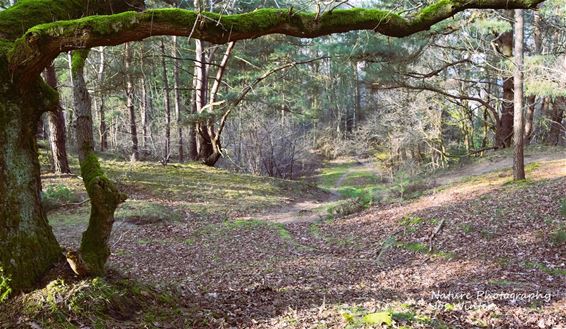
[
  {"left": 223, "top": 219, "right": 266, "bottom": 230},
  {"left": 524, "top": 261, "right": 566, "bottom": 277},
  {"left": 43, "top": 158, "right": 322, "bottom": 219},
  {"left": 550, "top": 225, "right": 566, "bottom": 247},
  {"left": 318, "top": 161, "right": 357, "bottom": 189},
  {"left": 525, "top": 162, "right": 541, "bottom": 173},
  {"left": 116, "top": 200, "right": 182, "bottom": 225},
  {"left": 188, "top": 219, "right": 295, "bottom": 245},
  {"left": 396, "top": 241, "right": 455, "bottom": 260},
  {"left": 503, "top": 178, "right": 534, "bottom": 187},
  {"left": 340, "top": 304, "right": 440, "bottom": 328},
  {"left": 41, "top": 184, "right": 82, "bottom": 211},
  {"left": 274, "top": 223, "right": 292, "bottom": 241},
  {"left": 400, "top": 241, "right": 429, "bottom": 253},
  {"left": 48, "top": 207, "right": 90, "bottom": 227}
]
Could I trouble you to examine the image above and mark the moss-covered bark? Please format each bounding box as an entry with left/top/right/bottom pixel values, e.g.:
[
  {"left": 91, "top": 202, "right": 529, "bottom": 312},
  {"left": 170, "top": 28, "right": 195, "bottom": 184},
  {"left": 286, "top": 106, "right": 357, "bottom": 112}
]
[
  {"left": 0, "top": 0, "right": 144, "bottom": 41},
  {"left": 72, "top": 50, "right": 126, "bottom": 276},
  {"left": 0, "top": 52, "right": 62, "bottom": 295},
  {"left": 78, "top": 153, "right": 126, "bottom": 275}
]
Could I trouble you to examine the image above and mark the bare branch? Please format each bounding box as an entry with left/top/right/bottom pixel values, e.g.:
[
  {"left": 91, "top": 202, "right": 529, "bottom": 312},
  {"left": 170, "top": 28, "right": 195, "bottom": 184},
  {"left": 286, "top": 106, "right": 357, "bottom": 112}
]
[
  {"left": 215, "top": 57, "right": 329, "bottom": 141},
  {"left": 405, "top": 59, "right": 472, "bottom": 79}
]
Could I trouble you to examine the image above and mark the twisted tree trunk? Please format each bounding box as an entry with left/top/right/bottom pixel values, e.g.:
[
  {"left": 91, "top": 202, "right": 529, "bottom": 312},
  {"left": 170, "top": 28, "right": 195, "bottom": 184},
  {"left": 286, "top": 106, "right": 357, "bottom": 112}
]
[{"left": 71, "top": 50, "right": 126, "bottom": 276}]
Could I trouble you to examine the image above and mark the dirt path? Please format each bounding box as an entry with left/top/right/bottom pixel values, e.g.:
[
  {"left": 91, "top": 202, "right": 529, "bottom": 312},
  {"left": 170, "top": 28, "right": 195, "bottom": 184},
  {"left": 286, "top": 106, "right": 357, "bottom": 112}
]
[
  {"left": 244, "top": 159, "right": 380, "bottom": 224},
  {"left": 249, "top": 150, "right": 566, "bottom": 224}
]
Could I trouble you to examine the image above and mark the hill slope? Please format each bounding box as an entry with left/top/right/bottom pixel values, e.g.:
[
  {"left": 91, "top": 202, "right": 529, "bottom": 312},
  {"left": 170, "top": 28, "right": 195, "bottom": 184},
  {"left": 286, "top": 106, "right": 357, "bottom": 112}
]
[{"left": 1, "top": 152, "right": 565, "bottom": 328}]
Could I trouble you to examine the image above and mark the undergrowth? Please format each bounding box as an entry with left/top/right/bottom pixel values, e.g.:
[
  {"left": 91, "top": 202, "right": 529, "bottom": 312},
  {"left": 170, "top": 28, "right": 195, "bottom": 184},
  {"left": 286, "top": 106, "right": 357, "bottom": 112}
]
[{"left": 0, "top": 276, "right": 196, "bottom": 328}]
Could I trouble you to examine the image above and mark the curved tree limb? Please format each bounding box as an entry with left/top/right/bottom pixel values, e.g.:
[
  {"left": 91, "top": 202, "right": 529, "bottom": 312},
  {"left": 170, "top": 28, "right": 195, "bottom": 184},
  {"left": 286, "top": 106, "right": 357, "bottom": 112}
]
[
  {"left": 7, "top": 0, "right": 544, "bottom": 85},
  {"left": 0, "top": 0, "right": 144, "bottom": 41}
]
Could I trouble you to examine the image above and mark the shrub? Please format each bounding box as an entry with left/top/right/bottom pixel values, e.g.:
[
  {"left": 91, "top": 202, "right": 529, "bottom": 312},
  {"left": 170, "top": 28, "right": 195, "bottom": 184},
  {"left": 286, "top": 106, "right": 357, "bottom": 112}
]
[{"left": 41, "top": 185, "right": 78, "bottom": 211}]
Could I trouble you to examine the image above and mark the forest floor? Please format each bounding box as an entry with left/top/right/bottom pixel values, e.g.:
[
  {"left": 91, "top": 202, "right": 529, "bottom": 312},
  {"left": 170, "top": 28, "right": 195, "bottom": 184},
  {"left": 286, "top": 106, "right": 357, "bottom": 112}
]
[{"left": 2, "top": 147, "right": 566, "bottom": 328}]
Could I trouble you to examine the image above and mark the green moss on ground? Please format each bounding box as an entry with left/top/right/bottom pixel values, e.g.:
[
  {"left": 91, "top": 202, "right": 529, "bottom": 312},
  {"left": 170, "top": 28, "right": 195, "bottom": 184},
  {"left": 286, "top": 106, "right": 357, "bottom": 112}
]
[
  {"left": 0, "top": 276, "right": 196, "bottom": 328},
  {"left": 43, "top": 157, "right": 323, "bottom": 230}
]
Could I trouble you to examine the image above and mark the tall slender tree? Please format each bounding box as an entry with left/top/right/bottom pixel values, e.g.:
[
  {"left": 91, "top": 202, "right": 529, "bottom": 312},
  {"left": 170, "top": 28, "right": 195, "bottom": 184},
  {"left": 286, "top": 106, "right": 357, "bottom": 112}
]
[
  {"left": 161, "top": 39, "right": 172, "bottom": 163},
  {"left": 173, "top": 36, "right": 184, "bottom": 162},
  {"left": 43, "top": 64, "right": 71, "bottom": 174},
  {"left": 513, "top": 9, "right": 525, "bottom": 180},
  {"left": 96, "top": 47, "right": 108, "bottom": 151},
  {"left": 125, "top": 43, "right": 140, "bottom": 161}
]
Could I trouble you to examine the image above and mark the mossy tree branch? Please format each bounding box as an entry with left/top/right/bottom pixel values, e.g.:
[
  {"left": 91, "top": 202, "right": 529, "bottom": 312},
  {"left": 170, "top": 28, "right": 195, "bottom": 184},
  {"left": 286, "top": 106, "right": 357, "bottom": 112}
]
[
  {"left": 6, "top": 0, "right": 544, "bottom": 85},
  {"left": 0, "top": 0, "right": 144, "bottom": 41}
]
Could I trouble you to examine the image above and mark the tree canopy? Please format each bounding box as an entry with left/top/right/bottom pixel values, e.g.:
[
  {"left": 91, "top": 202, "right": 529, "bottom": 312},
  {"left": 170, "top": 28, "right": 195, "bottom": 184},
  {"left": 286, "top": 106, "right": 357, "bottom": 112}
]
[{"left": 1, "top": 0, "right": 545, "bottom": 84}]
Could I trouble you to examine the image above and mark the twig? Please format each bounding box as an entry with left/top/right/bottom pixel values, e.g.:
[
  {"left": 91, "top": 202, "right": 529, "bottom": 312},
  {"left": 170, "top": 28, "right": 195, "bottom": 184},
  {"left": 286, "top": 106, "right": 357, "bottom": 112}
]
[
  {"left": 428, "top": 218, "right": 446, "bottom": 252},
  {"left": 375, "top": 228, "right": 403, "bottom": 263},
  {"left": 65, "top": 198, "right": 90, "bottom": 206}
]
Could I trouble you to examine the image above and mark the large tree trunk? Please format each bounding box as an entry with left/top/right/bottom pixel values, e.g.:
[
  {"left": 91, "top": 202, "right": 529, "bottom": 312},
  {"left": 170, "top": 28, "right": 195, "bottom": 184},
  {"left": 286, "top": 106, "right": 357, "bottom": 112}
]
[
  {"left": 71, "top": 50, "right": 126, "bottom": 276},
  {"left": 125, "top": 43, "right": 139, "bottom": 161},
  {"left": 195, "top": 40, "right": 235, "bottom": 167},
  {"left": 44, "top": 64, "right": 71, "bottom": 174},
  {"left": 513, "top": 9, "right": 525, "bottom": 180},
  {"left": 0, "top": 74, "right": 62, "bottom": 295}
]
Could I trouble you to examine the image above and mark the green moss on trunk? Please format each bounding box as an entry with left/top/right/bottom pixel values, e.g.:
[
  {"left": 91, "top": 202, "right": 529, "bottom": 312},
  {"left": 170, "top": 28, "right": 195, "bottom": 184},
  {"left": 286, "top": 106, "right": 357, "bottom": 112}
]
[
  {"left": 78, "top": 153, "right": 126, "bottom": 276},
  {"left": 0, "top": 60, "right": 62, "bottom": 295}
]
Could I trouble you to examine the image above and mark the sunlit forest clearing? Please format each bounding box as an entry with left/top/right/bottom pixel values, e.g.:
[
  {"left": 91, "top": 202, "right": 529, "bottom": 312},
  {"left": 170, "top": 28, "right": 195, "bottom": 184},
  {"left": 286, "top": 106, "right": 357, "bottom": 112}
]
[
  {"left": 1, "top": 147, "right": 564, "bottom": 327},
  {"left": 0, "top": 0, "right": 565, "bottom": 328}
]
